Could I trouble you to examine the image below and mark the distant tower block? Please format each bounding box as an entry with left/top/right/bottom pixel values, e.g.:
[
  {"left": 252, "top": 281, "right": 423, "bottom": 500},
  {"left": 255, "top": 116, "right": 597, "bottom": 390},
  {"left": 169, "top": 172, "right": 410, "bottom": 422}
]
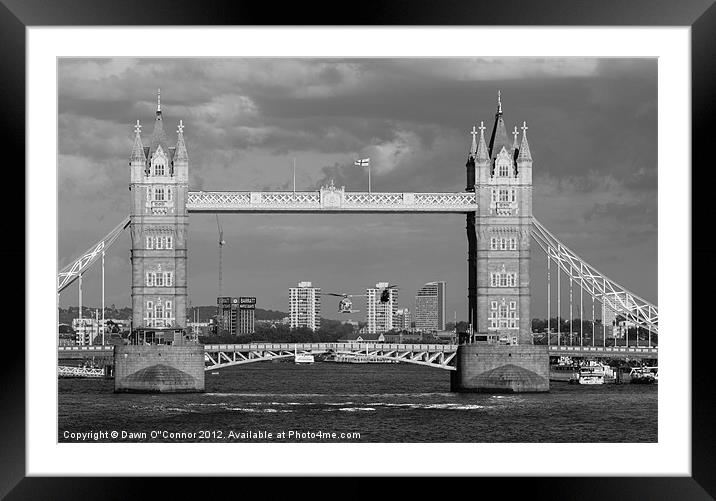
[
  {"left": 470, "top": 93, "right": 533, "bottom": 345},
  {"left": 129, "top": 91, "right": 189, "bottom": 342}
]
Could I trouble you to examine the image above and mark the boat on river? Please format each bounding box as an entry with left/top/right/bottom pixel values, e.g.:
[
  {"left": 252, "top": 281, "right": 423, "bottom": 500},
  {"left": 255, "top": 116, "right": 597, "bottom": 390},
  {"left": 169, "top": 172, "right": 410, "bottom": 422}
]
[
  {"left": 630, "top": 366, "right": 658, "bottom": 384},
  {"left": 294, "top": 351, "right": 315, "bottom": 364},
  {"left": 570, "top": 361, "right": 612, "bottom": 385},
  {"left": 326, "top": 354, "right": 398, "bottom": 364}
]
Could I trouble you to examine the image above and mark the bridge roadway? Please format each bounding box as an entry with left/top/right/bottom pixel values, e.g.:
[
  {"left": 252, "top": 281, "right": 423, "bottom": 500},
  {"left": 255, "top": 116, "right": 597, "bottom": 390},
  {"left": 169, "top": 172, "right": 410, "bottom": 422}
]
[{"left": 57, "top": 343, "right": 658, "bottom": 368}]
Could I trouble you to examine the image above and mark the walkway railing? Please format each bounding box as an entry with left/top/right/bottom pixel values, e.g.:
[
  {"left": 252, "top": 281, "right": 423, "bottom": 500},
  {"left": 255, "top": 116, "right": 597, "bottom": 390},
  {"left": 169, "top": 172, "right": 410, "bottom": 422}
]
[{"left": 186, "top": 190, "right": 478, "bottom": 213}]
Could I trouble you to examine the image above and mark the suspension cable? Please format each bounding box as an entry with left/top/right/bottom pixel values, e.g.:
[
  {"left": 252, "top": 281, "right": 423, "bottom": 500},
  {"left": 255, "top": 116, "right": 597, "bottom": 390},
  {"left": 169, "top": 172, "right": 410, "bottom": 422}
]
[{"left": 547, "top": 253, "right": 551, "bottom": 346}]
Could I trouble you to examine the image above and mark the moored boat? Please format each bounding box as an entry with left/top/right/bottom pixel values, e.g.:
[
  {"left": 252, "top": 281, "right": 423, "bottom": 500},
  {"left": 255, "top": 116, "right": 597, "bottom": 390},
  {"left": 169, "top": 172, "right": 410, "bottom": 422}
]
[
  {"left": 550, "top": 363, "right": 578, "bottom": 382},
  {"left": 327, "top": 354, "right": 398, "bottom": 364},
  {"left": 630, "top": 366, "right": 657, "bottom": 384},
  {"left": 294, "top": 352, "right": 315, "bottom": 364},
  {"left": 572, "top": 361, "right": 611, "bottom": 385}
]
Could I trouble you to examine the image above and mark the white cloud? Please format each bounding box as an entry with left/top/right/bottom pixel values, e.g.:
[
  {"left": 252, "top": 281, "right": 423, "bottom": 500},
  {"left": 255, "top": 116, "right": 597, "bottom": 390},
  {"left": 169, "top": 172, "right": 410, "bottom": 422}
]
[
  {"left": 361, "top": 129, "right": 421, "bottom": 174},
  {"left": 398, "top": 58, "right": 600, "bottom": 81}
]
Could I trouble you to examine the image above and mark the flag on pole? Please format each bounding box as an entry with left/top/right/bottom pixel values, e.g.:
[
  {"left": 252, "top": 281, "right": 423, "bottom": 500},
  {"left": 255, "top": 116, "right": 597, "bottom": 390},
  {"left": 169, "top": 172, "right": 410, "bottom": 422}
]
[{"left": 354, "top": 158, "right": 370, "bottom": 167}]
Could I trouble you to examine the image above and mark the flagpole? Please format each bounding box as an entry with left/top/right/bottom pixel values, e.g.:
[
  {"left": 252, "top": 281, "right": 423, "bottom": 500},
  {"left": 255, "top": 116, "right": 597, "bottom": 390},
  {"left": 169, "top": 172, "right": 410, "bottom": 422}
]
[
  {"left": 368, "top": 163, "right": 371, "bottom": 193},
  {"left": 293, "top": 158, "right": 296, "bottom": 193}
]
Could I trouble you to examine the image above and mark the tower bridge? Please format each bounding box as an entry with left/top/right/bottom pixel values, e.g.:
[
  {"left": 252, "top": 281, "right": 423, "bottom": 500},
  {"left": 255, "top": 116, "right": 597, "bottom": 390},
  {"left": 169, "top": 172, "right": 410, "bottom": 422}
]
[{"left": 57, "top": 91, "right": 658, "bottom": 393}]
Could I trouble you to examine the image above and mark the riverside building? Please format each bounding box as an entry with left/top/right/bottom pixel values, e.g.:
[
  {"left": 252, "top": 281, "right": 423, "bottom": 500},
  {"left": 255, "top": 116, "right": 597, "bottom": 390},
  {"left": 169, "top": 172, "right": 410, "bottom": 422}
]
[
  {"left": 366, "top": 282, "right": 398, "bottom": 334},
  {"left": 415, "top": 281, "right": 446, "bottom": 333},
  {"left": 289, "top": 281, "right": 321, "bottom": 331}
]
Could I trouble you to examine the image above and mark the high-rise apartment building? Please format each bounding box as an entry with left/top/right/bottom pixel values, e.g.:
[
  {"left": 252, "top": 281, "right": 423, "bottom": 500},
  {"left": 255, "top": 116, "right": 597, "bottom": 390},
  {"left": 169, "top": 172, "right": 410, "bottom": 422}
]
[
  {"left": 366, "top": 282, "right": 398, "bottom": 334},
  {"left": 289, "top": 281, "right": 321, "bottom": 331},
  {"left": 415, "top": 281, "right": 446, "bottom": 332}
]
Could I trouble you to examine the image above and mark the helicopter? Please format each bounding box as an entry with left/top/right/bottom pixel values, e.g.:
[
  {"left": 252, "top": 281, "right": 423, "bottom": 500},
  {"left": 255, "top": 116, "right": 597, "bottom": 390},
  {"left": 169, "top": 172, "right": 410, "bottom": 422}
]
[
  {"left": 323, "top": 292, "right": 366, "bottom": 314},
  {"left": 324, "top": 284, "right": 399, "bottom": 314},
  {"left": 379, "top": 284, "right": 399, "bottom": 303}
]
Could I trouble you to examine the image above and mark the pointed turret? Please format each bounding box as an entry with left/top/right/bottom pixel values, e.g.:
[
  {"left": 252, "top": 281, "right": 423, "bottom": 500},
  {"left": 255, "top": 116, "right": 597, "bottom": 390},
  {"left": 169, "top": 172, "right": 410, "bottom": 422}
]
[
  {"left": 488, "top": 90, "right": 512, "bottom": 160},
  {"left": 147, "top": 88, "right": 172, "bottom": 161},
  {"left": 130, "top": 120, "right": 146, "bottom": 162},
  {"left": 175, "top": 120, "right": 189, "bottom": 162},
  {"left": 466, "top": 125, "right": 477, "bottom": 191},
  {"left": 517, "top": 121, "right": 532, "bottom": 162},
  {"left": 511, "top": 125, "right": 520, "bottom": 164},
  {"left": 474, "top": 120, "right": 491, "bottom": 184},
  {"left": 469, "top": 125, "right": 478, "bottom": 158},
  {"left": 475, "top": 121, "right": 489, "bottom": 163}
]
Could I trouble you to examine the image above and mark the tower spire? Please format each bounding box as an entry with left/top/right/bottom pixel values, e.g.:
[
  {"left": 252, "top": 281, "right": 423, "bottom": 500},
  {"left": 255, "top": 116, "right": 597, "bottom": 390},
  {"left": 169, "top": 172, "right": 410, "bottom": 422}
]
[
  {"left": 157, "top": 88, "right": 161, "bottom": 113},
  {"left": 175, "top": 119, "right": 189, "bottom": 161},
  {"left": 488, "top": 91, "right": 510, "bottom": 159},
  {"left": 476, "top": 121, "right": 489, "bottom": 162},
  {"left": 469, "top": 125, "right": 478, "bottom": 157},
  {"left": 517, "top": 120, "right": 532, "bottom": 162},
  {"left": 130, "top": 119, "right": 145, "bottom": 162}
]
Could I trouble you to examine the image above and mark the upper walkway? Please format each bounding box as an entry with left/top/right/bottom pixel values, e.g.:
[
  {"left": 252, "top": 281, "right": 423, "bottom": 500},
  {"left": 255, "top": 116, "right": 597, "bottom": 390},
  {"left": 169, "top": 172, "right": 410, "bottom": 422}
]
[{"left": 186, "top": 187, "right": 479, "bottom": 213}]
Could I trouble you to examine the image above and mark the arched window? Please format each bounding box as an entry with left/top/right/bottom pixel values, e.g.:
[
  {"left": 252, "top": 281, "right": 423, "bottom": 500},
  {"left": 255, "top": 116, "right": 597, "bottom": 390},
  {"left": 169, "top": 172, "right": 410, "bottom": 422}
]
[
  {"left": 153, "top": 159, "right": 165, "bottom": 176},
  {"left": 496, "top": 158, "right": 511, "bottom": 177}
]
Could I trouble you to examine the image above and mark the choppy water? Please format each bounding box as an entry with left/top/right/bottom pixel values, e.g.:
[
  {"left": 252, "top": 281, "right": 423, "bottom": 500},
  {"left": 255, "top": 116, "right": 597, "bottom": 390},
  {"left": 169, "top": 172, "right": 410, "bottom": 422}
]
[{"left": 58, "top": 362, "right": 657, "bottom": 442}]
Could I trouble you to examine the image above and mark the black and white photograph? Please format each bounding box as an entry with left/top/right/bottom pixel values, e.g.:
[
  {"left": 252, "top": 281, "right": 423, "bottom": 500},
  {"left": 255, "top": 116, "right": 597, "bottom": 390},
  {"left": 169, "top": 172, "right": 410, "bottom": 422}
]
[
  {"left": 56, "top": 57, "right": 659, "bottom": 443},
  {"left": 1, "top": 1, "right": 708, "bottom": 491}
]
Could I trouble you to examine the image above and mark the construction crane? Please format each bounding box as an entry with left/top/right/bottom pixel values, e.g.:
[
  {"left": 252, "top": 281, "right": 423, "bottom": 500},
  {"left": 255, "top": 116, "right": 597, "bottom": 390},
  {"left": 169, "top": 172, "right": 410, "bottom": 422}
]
[{"left": 216, "top": 214, "right": 225, "bottom": 298}]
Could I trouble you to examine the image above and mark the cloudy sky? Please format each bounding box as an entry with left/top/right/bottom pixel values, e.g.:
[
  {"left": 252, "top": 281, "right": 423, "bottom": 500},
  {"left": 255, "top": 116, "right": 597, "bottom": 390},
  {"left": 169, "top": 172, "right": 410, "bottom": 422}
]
[{"left": 58, "top": 58, "right": 657, "bottom": 320}]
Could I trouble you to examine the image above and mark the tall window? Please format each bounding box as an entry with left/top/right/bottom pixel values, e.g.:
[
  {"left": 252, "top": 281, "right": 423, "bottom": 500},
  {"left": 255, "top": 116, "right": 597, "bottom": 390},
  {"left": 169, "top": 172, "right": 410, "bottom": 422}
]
[
  {"left": 499, "top": 189, "right": 510, "bottom": 202},
  {"left": 491, "top": 237, "right": 518, "bottom": 251},
  {"left": 146, "top": 235, "right": 173, "bottom": 249},
  {"left": 489, "top": 299, "right": 519, "bottom": 329},
  {"left": 497, "top": 160, "right": 511, "bottom": 177},
  {"left": 490, "top": 271, "right": 518, "bottom": 287},
  {"left": 153, "top": 160, "right": 165, "bottom": 176},
  {"left": 145, "top": 272, "right": 173, "bottom": 287},
  {"left": 154, "top": 187, "right": 165, "bottom": 201}
]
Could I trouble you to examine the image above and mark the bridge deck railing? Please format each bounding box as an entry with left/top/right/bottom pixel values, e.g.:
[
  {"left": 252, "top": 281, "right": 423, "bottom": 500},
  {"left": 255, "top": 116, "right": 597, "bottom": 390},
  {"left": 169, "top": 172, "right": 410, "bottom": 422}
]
[
  {"left": 548, "top": 345, "right": 658, "bottom": 353},
  {"left": 204, "top": 343, "right": 457, "bottom": 352}
]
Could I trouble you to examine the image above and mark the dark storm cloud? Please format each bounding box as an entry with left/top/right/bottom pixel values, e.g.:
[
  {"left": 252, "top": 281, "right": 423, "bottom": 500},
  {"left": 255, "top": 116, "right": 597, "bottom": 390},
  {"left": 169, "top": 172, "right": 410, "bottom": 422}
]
[{"left": 58, "top": 58, "right": 658, "bottom": 314}]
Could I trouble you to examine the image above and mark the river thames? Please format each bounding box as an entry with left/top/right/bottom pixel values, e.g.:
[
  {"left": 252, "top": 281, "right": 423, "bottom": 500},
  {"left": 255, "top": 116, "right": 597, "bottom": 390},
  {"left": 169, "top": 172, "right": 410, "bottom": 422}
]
[{"left": 58, "top": 361, "right": 657, "bottom": 442}]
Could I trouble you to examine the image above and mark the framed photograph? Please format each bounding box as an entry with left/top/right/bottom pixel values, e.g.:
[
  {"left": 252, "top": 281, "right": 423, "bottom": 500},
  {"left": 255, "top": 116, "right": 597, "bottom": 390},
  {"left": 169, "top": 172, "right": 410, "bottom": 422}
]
[{"left": 5, "top": 0, "right": 714, "bottom": 497}]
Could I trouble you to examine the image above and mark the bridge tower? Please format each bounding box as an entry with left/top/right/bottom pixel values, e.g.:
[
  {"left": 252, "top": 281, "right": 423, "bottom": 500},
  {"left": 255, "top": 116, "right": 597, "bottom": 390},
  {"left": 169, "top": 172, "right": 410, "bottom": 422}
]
[
  {"left": 128, "top": 90, "right": 189, "bottom": 342},
  {"left": 469, "top": 92, "right": 533, "bottom": 345}
]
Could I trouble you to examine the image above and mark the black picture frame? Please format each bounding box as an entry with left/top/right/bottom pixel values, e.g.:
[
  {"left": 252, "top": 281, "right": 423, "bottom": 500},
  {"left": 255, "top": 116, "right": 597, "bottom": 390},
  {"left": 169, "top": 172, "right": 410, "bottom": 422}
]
[{"left": 4, "top": 0, "right": 714, "bottom": 498}]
